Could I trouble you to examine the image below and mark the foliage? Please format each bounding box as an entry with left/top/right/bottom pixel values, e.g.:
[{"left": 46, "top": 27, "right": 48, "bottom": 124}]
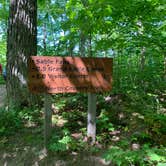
[
  {"left": 52, "top": 93, "right": 87, "bottom": 111},
  {"left": 0, "top": 107, "right": 23, "bottom": 136},
  {"left": 0, "top": 0, "right": 165, "bottom": 163},
  {"left": 0, "top": 75, "right": 5, "bottom": 84},
  {"left": 144, "top": 113, "right": 166, "bottom": 145},
  {"left": 0, "top": 40, "right": 6, "bottom": 85},
  {"left": 0, "top": 106, "right": 42, "bottom": 137},
  {"left": 49, "top": 129, "right": 87, "bottom": 152},
  {"left": 97, "top": 109, "right": 115, "bottom": 132},
  {"left": 103, "top": 145, "right": 166, "bottom": 166},
  {"left": 18, "top": 107, "right": 43, "bottom": 126},
  {"left": 0, "top": 41, "right": 6, "bottom": 64},
  {"left": 49, "top": 134, "right": 69, "bottom": 152}
]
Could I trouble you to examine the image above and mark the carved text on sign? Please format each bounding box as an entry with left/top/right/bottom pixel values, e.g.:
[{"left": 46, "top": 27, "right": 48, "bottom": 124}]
[{"left": 28, "top": 56, "right": 113, "bottom": 93}]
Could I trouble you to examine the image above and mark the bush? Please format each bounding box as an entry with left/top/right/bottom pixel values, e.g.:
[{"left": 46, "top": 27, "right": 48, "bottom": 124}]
[
  {"left": 18, "top": 107, "right": 43, "bottom": 125},
  {"left": 0, "top": 107, "right": 23, "bottom": 136},
  {"left": 103, "top": 145, "right": 166, "bottom": 166},
  {"left": 0, "top": 75, "right": 5, "bottom": 85}
]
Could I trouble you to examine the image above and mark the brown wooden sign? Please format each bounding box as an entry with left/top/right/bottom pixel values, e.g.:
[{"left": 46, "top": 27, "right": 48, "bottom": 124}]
[{"left": 28, "top": 56, "right": 113, "bottom": 93}]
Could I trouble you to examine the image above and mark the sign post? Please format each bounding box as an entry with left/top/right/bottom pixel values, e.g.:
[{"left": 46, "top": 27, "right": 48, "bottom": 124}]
[
  {"left": 44, "top": 94, "right": 52, "bottom": 148},
  {"left": 28, "top": 56, "right": 113, "bottom": 146},
  {"left": 87, "top": 93, "right": 97, "bottom": 144}
]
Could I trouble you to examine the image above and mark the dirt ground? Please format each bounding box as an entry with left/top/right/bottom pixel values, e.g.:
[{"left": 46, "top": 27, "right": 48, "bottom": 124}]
[{"left": 0, "top": 129, "right": 111, "bottom": 166}]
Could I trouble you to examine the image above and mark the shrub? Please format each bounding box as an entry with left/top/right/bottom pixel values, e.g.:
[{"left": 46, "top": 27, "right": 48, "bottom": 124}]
[{"left": 0, "top": 107, "right": 23, "bottom": 136}]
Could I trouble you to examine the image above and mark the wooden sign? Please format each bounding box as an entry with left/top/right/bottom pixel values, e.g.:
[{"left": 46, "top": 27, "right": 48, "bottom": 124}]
[{"left": 28, "top": 56, "right": 113, "bottom": 93}]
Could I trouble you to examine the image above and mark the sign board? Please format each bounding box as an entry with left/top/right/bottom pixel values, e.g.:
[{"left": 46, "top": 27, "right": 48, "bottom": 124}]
[{"left": 28, "top": 56, "right": 113, "bottom": 93}]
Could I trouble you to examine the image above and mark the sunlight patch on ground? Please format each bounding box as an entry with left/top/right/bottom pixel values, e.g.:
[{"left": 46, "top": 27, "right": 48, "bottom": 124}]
[{"left": 52, "top": 115, "right": 68, "bottom": 127}]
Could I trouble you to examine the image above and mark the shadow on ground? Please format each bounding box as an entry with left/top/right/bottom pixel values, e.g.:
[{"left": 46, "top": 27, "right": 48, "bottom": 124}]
[{"left": 0, "top": 127, "right": 112, "bottom": 166}]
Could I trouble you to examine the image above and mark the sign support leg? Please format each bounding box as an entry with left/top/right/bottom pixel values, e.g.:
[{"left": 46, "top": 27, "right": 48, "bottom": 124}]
[
  {"left": 44, "top": 94, "right": 52, "bottom": 149},
  {"left": 87, "top": 93, "right": 96, "bottom": 144}
]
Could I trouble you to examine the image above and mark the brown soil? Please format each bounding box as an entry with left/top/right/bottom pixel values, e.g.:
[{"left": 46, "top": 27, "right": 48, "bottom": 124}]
[{"left": 0, "top": 129, "right": 111, "bottom": 166}]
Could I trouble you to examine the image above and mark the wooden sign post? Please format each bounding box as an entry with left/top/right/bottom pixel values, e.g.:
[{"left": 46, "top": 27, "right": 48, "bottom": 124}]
[
  {"left": 44, "top": 94, "right": 52, "bottom": 147},
  {"left": 87, "top": 93, "right": 97, "bottom": 143},
  {"left": 28, "top": 56, "right": 113, "bottom": 146}
]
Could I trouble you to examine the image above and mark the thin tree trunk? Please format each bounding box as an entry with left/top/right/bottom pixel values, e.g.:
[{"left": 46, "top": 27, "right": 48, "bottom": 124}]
[
  {"left": 6, "top": 0, "right": 37, "bottom": 107},
  {"left": 80, "top": 31, "right": 86, "bottom": 56},
  {"left": 164, "top": 53, "right": 166, "bottom": 79},
  {"left": 69, "top": 40, "right": 74, "bottom": 56},
  {"left": 140, "top": 47, "right": 146, "bottom": 89},
  {"left": 50, "top": 17, "right": 57, "bottom": 54},
  {"left": 88, "top": 32, "right": 92, "bottom": 57},
  {"left": 140, "top": 47, "right": 146, "bottom": 71},
  {"left": 43, "top": 23, "right": 47, "bottom": 53}
]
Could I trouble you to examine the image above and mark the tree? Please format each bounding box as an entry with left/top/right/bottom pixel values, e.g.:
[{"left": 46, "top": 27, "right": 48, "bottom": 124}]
[{"left": 6, "top": 0, "right": 37, "bottom": 107}]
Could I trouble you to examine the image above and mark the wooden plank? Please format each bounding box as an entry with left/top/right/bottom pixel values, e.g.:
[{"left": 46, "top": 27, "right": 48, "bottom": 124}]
[
  {"left": 44, "top": 94, "right": 52, "bottom": 148},
  {"left": 28, "top": 56, "right": 113, "bottom": 93},
  {"left": 87, "top": 93, "right": 97, "bottom": 144}
]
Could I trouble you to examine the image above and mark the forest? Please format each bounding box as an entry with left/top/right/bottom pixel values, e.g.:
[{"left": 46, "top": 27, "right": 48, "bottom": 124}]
[{"left": 0, "top": 0, "right": 166, "bottom": 165}]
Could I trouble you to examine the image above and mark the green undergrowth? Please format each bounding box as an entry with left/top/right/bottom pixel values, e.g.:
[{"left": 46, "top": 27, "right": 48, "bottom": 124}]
[
  {"left": 0, "top": 106, "right": 43, "bottom": 138},
  {"left": 0, "top": 89, "right": 165, "bottom": 165},
  {"left": 0, "top": 75, "right": 5, "bottom": 84},
  {"left": 0, "top": 107, "right": 23, "bottom": 137},
  {"left": 48, "top": 90, "right": 166, "bottom": 165},
  {"left": 103, "top": 145, "right": 166, "bottom": 166}
]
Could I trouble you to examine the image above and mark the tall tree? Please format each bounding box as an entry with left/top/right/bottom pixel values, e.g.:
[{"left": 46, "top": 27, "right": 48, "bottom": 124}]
[{"left": 6, "top": 0, "right": 37, "bottom": 107}]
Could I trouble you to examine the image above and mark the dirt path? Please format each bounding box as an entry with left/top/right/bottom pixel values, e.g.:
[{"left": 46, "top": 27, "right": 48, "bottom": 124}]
[{"left": 0, "top": 85, "right": 6, "bottom": 107}]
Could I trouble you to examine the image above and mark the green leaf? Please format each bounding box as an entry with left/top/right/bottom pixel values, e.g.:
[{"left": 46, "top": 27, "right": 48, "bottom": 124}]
[{"left": 147, "top": 152, "right": 165, "bottom": 162}]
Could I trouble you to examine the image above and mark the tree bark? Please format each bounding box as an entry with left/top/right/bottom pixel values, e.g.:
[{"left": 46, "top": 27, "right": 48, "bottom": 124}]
[
  {"left": 140, "top": 47, "right": 146, "bottom": 71},
  {"left": 80, "top": 31, "right": 86, "bottom": 56},
  {"left": 43, "top": 23, "right": 47, "bottom": 53},
  {"left": 6, "top": 0, "right": 37, "bottom": 107}
]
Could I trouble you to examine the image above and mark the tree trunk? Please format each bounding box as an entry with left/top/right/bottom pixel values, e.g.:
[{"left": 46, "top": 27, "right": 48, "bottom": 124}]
[
  {"left": 43, "top": 23, "right": 47, "bottom": 53},
  {"left": 163, "top": 51, "right": 166, "bottom": 79},
  {"left": 88, "top": 32, "right": 93, "bottom": 57},
  {"left": 6, "top": 0, "right": 37, "bottom": 107},
  {"left": 80, "top": 31, "right": 86, "bottom": 56},
  {"left": 140, "top": 47, "right": 146, "bottom": 89},
  {"left": 140, "top": 47, "right": 146, "bottom": 71}
]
